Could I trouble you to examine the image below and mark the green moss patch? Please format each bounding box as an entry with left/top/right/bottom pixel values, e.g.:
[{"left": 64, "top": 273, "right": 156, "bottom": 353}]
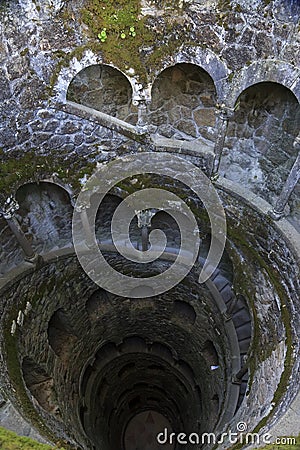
[
  {"left": 62, "top": 0, "right": 187, "bottom": 83},
  {"left": 224, "top": 216, "right": 296, "bottom": 449},
  {"left": 258, "top": 435, "right": 300, "bottom": 449},
  {"left": 0, "top": 426, "right": 64, "bottom": 449},
  {"left": 81, "top": 0, "right": 168, "bottom": 80},
  {"left": 0, "top": 150, "right": 96, "bottom": 195}
]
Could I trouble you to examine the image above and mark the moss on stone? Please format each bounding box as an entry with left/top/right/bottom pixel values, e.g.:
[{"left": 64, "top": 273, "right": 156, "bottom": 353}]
[
  {"left": 49, "top": 0, "right": 191, "bottom": 86},
  {"left": 217, "top": 0, "right": 232, "bottom": 9},
  {"left": 0, "top": 426, "right": 64, "bottom": 449},
  {"left": 20, "top": 48, "right": 29, "bottom": 57},
  {"left": 2, "top": 270, "right": 76, "bottom": 448},
  {"left": 86, "top": 0, "right": 188, "bottom": 81},
  {"left": 258, "top": 436, "right": 300, "bottom": 449},
  {"left": 224, "top": 218, "right": 295, "bottom": 449},
  {"left": 0, "top": 149, "right": 96, "bottom": 196}
]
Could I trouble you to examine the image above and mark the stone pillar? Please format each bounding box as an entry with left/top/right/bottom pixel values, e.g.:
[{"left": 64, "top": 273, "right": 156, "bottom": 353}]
[
  {"left": 211, "top": 104, "right": 234, "bottom": 179},
  {"left": 78, "top": 204, "right": 95, "bottom": 248},
  {"left": 133, "top": 86, "right": 152, "bottom": 135},
  {"left": 270, "top": 135, "right": 300, "bottom": 220},
  {"left": 136, "top": 210, "right": 155, "bottom": 252},
  {"left": 137, "top": 99, "right": 148, "bottom": 129},
  {"left": 0, "top": 197, "right": 39, "bottom": 263}
]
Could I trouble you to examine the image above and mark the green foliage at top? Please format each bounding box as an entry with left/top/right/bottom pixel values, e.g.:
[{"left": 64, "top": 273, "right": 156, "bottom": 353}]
[
  {"left": 79, "top": 0, "right": 185, "bottom": 81},
  {"left": 0, "top": 149, "right": 96, "bottom": 196},
  {"left": 80, "top": 0, "right": 154, "bottom": 78},
  {"left": 81, "top": 0, "right": 140, "bottom": 39},
  {"left": 0, "top": 427, "right": 64, "bottom": 449}
]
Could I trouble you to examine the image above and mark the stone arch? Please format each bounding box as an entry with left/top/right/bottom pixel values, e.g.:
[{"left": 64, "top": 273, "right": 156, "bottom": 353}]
[
  {"left": 150, "top": 210, "right": 181, "bottom": 249},
  {"left": 15, "top": 181, "right": 73, "bottom": 253},
  {"left": 92, "top": 192, "right": 144, "bottom": 245},
  {"left": 22, "top": 357, "right": 58, "bottom": 414},
  {"left": 226, "top": 60, "right": 300, "bottom": 108},
  {"left": 118, "top": 362, "right": 136, "bottom": 379},
  {"left": 120, "top": 336, "right": 148, "bottom": 354},
  {"left": 85, "top": 288, "right": 112, "bottom": 320},
  {"left": 67, "top": 64, "right": 137, "bottom": 123},
  {"left": 149, "top": 46, "right": 229, "bottom": 100},
  {"left": 15, "top": 179, "right": 73, "bottom": 205},
  {"left": 201, "top": 340, "right": 219, "bottom": 366},
  {"left": 172, "top": 300, "right": 196, "bottom": 325},
  {"left": 220, "top": 81, "right": 300, "bottom": 202},
  {"left": 47, "top": 308, "right": 77, "bottom": 359},
  {"left": 93, "top": 193, "right": 125, "bottom": 242},
  {"left": 150, "top": 342, "right": 174, "bottom": 363},
  {"left": 95, "top": 342, "right": 119, "bottom": 361},
  {"left": 149, "top": 62, "right": 217, "bottom": 141},
  {"left": 53, "top": 51, "right": 140, "bottom": 106}
]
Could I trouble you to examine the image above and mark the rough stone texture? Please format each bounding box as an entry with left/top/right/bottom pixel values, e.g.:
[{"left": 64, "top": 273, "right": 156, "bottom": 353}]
[
  {"left": 216, "top": 177, "right": 300, "bottom": 442},
  {"left": 220, "top": 82, "right": 300, "bottom": 224},
  {"left": 67, "top": 64, "right": 138, "bottom": 124},
  {"left": 0, "top": 177, "right": 298, "bottom": 448},
  {"left": 149, "top": 63, "right": 217, "bottom": 142},
  {"left": 1, "top": 217, "right": 34, "bottom": 274},
  {"left": 0, "top": 253, "right": 231, "bottom": 448},
  {"left": 0, "top": 397, "right": 50, "bottom": 444},
  {"left": 0, "top": 0, "right": 299, "bottom": 448},
  {"left": 15, "top": 182, "right": 73, "bottom": 254}
]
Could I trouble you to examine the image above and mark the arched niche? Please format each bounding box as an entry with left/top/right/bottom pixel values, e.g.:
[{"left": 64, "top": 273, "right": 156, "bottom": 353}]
[
  {"left": 22, "top": 357, "right": 58, "bottom": 414},
  {"left": 150, "top": 210, "right": 181, "bottom": 249},
  {"left": 47, "top": 308, "right": 77, "bottom": 360},
  {"left": 85, "top": 288, "right": 112, "bottom": 321},
  {"left": 67, "top": 64, "right": 137, "bottom": 123},
  {"left": 93, "top": 193, "right": 122, "bottom": 240},
  {"left": 15, "top": 181, "right": 73, "bottom": 253},
  {"left": 226, "top": 60, "right": 300, "bottom": 108},
  {"left": 93, "top": 193, "right": 141, "bottom": 243},
  {"left": 149, "top": 63, "right": 217, "bottom": 142},
  {"left": 172, "top": 300, "right": 196, "bottom": 325},
  {"left": 201, "top": 340, "right": 219, "bottom": 366},
  {"left": 220, "top": 81, "right": 300, "bottom": 203}
]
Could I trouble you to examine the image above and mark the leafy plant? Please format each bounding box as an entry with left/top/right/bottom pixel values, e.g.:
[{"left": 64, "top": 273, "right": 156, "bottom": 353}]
[
  {"left": 80, "top": 0, "right": 184, "bottom": 82},
  {"left": 98, "top": 28, "right": 107, "bottom": 42},
  {"left": 129, "top": 26, "right": 136, "bottom": 37}
]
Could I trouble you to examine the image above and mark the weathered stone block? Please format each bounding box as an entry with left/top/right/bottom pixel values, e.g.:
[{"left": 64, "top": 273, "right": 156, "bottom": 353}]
[{"left": 193, "top": 108, "right": 216, "bottom": 127}]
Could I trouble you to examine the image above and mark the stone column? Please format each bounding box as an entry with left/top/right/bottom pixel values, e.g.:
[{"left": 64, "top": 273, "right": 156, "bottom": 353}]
[
  {"left": 136, "top": 210, "right": 155, "bottom": 252},
  {"left": 211, "top": 104, "right": 234, "bottom": 179},
  {"left": 270, "top": 135, "right": 300, "bottom": 220},
  {"left": 78, "top": 204, "right": 95, "bottom": 248},
  {"left": 0, "top": 197, "right": 39, "bottom": 263},
  {"left": 137, "top": 99, "right": 148, "bottom": 129}
]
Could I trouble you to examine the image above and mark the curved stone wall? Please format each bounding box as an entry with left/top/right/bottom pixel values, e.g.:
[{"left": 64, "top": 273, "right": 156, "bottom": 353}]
[
  {"left": 0, "top": 178, "right": 299, "bottom": 449},
  {"left": 0, "top": 0, "right": 299, "bottom": 448},
  {"left": 220, "top": 82, "right": 300, "bottom": 205}
]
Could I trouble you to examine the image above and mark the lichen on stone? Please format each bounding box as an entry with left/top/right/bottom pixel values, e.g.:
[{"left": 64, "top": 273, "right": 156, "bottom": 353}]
[{"left": 76, "top": 0, "right": 189, "bottom": 82}]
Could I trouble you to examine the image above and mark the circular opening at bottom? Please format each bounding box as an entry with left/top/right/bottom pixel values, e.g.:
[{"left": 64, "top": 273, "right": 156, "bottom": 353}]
[{"left": 124, "top": 410, "right": 174, "bottom": 450}]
